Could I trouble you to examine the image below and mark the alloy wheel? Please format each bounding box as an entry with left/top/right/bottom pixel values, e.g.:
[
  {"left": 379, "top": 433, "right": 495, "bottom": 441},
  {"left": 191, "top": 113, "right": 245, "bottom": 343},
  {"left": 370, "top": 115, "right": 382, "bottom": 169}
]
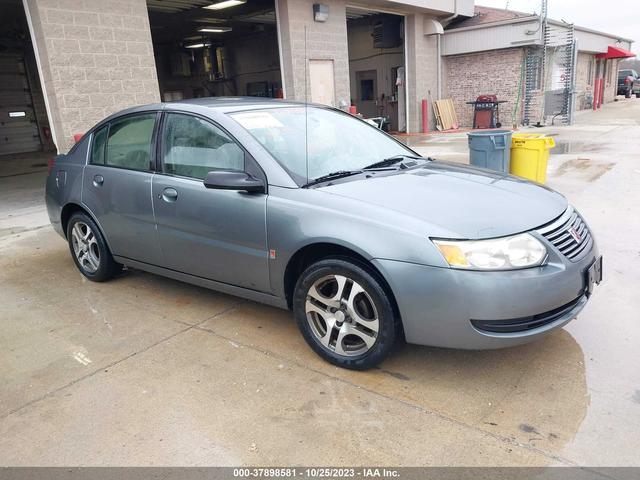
[
  {"left": 305, "top": 274, "right": 379, "bottom": 356},
  {"left": 71, "top": 221, "right": 100, "bottom": 273}
]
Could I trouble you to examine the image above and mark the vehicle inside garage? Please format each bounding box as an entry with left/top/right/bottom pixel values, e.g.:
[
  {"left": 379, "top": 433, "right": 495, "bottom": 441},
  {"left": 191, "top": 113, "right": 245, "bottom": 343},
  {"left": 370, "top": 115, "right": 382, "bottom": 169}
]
[
  {"left": 147, "top": 0, "right": 282, "bottom": 102},
  {"left": 0, "top": 0, "right": 55, "bottom": 158},
  {"left": 347, "top": 8, "right": 406, "bottom": 132}
]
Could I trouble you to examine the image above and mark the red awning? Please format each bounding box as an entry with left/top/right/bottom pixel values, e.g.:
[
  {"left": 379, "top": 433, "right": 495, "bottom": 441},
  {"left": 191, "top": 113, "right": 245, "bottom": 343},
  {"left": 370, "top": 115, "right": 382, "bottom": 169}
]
[{"left": 596, "top": 45, "right": 636, "bottom": 59}]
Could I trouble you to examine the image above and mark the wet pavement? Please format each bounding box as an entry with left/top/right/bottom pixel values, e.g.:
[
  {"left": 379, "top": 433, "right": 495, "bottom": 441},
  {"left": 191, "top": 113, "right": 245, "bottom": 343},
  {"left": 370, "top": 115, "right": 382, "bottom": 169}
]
[{"left": 1, "top": 99, "right": 639, "bottom": 466}]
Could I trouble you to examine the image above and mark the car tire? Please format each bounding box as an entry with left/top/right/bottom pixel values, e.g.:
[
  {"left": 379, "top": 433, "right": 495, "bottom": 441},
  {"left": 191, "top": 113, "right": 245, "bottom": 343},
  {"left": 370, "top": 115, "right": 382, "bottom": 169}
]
[
  {"left": 625, "top": 89, "right": 632, "bottom": 98},
  {"left": 293, "top": 257, "right": 399, "bottom": 370},
  {"left": 636, "top": 92, "right": 640, "bottom": 99},
  {"left": 67, "top": 212, "right": 121, "bottom": 282}
]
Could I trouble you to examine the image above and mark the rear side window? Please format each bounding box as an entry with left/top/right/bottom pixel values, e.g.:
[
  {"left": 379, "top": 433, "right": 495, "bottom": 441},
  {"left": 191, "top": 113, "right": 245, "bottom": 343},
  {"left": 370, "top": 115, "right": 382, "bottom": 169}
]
[
  {"left": 162, "top": 113, "right": 244, "bottom": 180},
  {"left": 105, "top": 114, "right": 156, "bottom": 171},
  {"left": 90, "top": 126, "right": 108, "bottom": 165}
]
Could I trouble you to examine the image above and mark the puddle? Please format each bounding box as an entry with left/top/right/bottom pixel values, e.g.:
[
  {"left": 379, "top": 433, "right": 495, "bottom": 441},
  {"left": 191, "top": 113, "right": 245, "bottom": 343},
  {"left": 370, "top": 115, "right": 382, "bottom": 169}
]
[
  {"left": 555, "top": 157, "right": 614, "bottom": 182},
  {"left": 552, "top": 142, "right": 604, "bottom": 154}
]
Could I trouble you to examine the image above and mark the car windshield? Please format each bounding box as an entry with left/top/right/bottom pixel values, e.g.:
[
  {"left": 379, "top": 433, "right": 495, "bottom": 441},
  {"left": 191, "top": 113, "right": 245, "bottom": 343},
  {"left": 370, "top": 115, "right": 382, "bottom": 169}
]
[
  {"left": 231, "top": 106, "right": 416, "bottom": 185},
  {"left": 619, "top": 70, "right": 632, "bottom": 77}
]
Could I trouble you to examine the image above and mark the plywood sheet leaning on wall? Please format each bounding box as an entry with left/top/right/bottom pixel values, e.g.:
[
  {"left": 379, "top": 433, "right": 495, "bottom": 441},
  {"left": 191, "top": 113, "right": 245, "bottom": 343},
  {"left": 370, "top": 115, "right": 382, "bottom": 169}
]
[{"left": 434, "top": 99, "right": 459, "bottom": 131}]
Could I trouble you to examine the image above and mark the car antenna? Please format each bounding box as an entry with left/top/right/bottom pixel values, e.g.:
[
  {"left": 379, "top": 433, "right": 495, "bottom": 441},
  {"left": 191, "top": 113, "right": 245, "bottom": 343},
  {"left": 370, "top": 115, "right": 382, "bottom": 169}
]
[{"left": 304, "top": 24, "right": 309, "bottom": 186}]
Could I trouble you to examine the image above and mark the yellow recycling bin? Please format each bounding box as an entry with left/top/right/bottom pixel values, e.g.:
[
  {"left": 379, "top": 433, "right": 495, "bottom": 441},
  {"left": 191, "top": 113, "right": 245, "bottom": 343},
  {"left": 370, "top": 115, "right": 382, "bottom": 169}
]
[{"left": 509, "top": 133, "right": 555, "bottom": 183}]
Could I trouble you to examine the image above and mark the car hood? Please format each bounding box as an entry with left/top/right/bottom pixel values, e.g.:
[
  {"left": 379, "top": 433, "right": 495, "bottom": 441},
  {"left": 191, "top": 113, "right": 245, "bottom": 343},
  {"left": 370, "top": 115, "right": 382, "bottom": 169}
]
[{"left": 319, "top": 161, "right": 567, "bottom": 239}]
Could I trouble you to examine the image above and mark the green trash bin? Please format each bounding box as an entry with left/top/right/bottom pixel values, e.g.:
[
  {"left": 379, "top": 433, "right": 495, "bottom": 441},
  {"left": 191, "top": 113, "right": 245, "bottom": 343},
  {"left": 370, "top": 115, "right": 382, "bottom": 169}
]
[{"left": 467, "top": 130, "right": 513, "bottom": 173}]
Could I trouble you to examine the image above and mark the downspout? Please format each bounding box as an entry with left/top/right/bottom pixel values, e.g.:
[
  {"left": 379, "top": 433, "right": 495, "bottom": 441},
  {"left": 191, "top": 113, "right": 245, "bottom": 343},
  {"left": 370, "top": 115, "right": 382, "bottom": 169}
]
[
  {"left": 437, "top": 35, "right": 442, "bottom": 99},
  {"left": 441, "top": 0, "right": 459, "bottom": 25},
  {"left": 438, "top": 0, "right": 459, "bottom": 99}
]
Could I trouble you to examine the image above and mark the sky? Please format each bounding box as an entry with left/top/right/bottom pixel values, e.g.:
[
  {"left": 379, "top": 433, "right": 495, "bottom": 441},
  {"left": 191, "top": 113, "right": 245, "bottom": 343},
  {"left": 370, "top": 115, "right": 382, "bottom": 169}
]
[{"left": 477, "top": 0, "right": 638, "bottom": 54}]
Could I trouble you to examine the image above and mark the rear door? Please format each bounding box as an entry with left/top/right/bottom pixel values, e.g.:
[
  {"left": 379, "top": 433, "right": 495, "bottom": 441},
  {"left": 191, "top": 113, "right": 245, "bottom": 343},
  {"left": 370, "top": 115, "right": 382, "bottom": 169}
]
[
  {"left": 82, "top": 112, "right": 162, "bottom": 265},
  {"left": 151, "top": 111, "right": 270, "bottom": 292}
]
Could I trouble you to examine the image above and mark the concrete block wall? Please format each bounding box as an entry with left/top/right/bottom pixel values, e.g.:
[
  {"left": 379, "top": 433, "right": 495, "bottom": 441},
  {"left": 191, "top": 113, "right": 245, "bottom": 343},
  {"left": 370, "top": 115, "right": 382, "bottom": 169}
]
[
  {"left": 24, "top": 0, "right": 160, "bottom": 153},
  {"left": 443, "top": 47, "right": 525, "bottom": 128},
  {"left": 404, "top": 14, "right": 438, "bottom": 132},
  {"left": 276, "top": 0, "right": 350, "bottom": 107}
]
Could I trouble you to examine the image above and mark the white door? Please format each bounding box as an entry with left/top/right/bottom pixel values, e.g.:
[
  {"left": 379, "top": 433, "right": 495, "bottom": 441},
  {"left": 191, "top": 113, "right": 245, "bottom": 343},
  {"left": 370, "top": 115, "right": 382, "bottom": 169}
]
[{"left": 309, "top": 59, "right": 335, "bottom": 106}]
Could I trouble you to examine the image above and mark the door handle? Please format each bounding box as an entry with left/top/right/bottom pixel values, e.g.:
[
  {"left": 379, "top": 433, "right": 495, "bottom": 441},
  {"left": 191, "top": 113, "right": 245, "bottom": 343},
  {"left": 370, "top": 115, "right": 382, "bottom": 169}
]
[
  {"left": 92, "top": 174, "right": 104, "bottom": 187},
  {"left": 161, "top": 187, "right": 178, "bottom": 203}
]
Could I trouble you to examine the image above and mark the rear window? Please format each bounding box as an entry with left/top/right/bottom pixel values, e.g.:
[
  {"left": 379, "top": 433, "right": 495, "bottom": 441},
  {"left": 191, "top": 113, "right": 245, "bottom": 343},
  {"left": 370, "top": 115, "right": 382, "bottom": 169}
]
[
  {"left": 619, "top": 70, "right": 632, "bottom": 77},
  {"left": 90, "top": 126, "right": 108, "bottom": 165}
]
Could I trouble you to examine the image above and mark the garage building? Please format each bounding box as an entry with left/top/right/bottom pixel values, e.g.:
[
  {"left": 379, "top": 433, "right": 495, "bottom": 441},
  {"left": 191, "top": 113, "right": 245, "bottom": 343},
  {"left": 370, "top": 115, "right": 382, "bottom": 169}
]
[
  {"left": 442, "top": 6, "right": 635, "bottom": 128},
  {"left": 3, "top": 0, "right": 475, "bottom": 158}
]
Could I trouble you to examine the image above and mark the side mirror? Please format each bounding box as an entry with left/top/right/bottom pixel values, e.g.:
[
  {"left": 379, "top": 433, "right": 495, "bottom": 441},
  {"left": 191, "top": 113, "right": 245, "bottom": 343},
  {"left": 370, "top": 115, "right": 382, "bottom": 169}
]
[{"left": 203, "top": 170, "right": 265, "bottom": 193}]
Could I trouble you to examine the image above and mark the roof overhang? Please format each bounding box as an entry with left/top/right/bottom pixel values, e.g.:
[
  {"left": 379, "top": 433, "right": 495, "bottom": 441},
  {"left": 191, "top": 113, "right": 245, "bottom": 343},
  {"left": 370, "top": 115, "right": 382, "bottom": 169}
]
[{"left": 596, "top": 45, "right": 636, "bottom": 59}]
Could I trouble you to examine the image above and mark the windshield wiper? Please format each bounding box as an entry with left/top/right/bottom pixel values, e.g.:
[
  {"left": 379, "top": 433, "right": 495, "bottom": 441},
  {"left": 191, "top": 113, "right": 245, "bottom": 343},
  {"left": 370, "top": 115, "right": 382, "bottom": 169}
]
[
  {"left": 303, "top": 170, "right": 363, "bottom": 188},
  {"left": 363, "top": 154, "right": 425, "bottom": 170}
]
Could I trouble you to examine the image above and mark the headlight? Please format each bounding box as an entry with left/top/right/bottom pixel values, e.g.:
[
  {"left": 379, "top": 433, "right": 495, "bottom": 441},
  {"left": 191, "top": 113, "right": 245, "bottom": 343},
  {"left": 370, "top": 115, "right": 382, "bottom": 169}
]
[{"left": 432, "top": 233, "right": 547, "bottom": 270}]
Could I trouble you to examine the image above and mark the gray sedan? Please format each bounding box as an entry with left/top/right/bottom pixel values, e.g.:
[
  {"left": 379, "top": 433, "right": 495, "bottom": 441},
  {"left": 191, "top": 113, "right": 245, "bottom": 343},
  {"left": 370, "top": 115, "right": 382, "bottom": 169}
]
[{"left": 45, "top": 98, "right": 602, "bottom": 369}]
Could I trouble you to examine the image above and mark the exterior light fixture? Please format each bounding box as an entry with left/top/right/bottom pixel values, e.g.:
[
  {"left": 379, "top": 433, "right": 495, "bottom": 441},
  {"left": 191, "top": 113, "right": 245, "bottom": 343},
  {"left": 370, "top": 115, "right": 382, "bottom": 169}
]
[
  {"left": 204, "top": 0, "right": 246, "bottom": 10},
  {"left": 198, "top": 27, "right": 233, "bottom": 33},
  {"left": 313, "top": 3, "right": 329, "bottom": 22}
]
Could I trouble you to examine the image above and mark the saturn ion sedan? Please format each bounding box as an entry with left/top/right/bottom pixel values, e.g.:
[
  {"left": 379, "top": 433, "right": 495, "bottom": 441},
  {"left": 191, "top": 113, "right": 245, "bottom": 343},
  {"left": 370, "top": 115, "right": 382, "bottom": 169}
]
[{"left": 46, "top": 98, "right": 602, "bottom": 369}]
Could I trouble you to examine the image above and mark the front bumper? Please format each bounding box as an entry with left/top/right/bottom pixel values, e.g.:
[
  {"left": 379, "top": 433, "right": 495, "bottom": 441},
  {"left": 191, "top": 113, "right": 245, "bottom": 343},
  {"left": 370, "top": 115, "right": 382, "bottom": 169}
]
[{"left": 373, "top": 242, "right": 599, "bottom": 350}]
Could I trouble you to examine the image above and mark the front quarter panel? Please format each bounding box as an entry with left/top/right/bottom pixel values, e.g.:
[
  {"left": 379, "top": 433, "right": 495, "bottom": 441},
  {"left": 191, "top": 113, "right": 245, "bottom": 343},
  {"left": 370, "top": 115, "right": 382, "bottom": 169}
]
[{"left": 266, "top": 186, "right": 455, "bottom": 297}]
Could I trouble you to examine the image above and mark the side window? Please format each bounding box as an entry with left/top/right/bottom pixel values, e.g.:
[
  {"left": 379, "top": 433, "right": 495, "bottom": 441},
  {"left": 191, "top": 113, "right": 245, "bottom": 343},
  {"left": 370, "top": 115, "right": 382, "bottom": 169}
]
[
  {"left": 90, "top": 126, "right": 108, "bottom": 165},
  {"left": 162, "top": 113, "right": 244, "bottom": 180},
  {"left": 105, "top": 114, "right": 156, "bottom": 171}
]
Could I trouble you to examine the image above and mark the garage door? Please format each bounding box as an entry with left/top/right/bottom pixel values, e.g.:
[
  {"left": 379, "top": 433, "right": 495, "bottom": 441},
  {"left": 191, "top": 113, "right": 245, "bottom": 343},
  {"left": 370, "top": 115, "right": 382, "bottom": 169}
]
[{"left": 0, "top": 54, "right": 42, "bottom": 155}]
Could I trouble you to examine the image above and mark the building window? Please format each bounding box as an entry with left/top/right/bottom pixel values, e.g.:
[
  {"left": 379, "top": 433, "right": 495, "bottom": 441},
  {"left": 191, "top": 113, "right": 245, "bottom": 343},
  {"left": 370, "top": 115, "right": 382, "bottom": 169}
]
[
  {"left": 526, "top": 52, "right": 543, "bottom": 90},
  {"left": 587, "top": 58, "right": 594, "bottom": 85},
  {"left": 360, "top": 79, "right": 374, "bottom": 101}
]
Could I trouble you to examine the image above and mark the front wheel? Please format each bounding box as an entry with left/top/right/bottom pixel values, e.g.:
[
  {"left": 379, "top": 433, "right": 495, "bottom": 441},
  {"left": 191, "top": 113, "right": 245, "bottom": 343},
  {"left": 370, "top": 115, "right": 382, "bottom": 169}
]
[
  {"left": 67, "top": 212, "right": 121, "bottom": 282},
  {"left": 293, "top": 258, "right": 399, "bottom": 370}
]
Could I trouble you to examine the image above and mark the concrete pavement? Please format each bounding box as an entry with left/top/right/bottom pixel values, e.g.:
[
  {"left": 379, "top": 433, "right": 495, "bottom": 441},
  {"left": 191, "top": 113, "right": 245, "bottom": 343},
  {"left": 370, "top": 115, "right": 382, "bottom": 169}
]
[{"left": 1, "top": 99, "right": 639, "bottom": 466}]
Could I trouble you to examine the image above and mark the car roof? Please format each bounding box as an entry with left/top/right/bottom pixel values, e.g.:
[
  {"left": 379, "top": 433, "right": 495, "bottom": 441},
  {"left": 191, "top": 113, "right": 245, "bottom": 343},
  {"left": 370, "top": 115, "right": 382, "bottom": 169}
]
[
  {"left": 94, "top": 97, "right": 336, "bottom": 133},
  {"left": 171, "top": 96, "right": 306, "bottom": 112},
  {"left": 119, "top": 97, "right": 321, "bottom": 116}
]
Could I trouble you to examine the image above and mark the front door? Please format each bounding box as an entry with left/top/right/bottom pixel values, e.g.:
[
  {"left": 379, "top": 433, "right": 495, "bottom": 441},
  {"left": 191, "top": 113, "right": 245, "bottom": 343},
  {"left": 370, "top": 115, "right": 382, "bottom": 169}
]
[
  {"left": 82, "top": 112, "right": 162, "bottom": 265},
  {"left": 152, "top": 112, "right": 270, "bottom": 292}
]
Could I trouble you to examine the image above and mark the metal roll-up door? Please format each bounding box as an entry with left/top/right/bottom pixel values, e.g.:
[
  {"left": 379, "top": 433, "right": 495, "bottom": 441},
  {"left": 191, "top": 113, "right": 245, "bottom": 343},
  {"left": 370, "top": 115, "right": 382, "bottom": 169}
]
[{"left": 0, "top": 54, "right": 43, "bottom": 155}]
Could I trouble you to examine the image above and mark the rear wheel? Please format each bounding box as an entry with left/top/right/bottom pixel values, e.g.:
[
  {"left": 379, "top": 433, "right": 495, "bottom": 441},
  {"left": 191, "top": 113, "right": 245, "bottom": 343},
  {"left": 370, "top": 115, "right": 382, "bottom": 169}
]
[
  {"left": 625, "top": 88, "right": 632, "bottom": 98},
  {"left": 67, "top": 212, "right": 121, "bottom": 282},
  {"left": 293, "top": 258, "right": 399, "bottom": 370}
]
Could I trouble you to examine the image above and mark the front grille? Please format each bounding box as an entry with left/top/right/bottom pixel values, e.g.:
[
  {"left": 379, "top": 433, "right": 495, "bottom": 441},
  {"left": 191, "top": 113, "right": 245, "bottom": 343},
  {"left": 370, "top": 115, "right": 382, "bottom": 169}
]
[
  {"left": 471, "top": 295, "right": 585, "bottom": 334},
  {"left": 537, "top": 206, "right": 593, "bottom": 262}
]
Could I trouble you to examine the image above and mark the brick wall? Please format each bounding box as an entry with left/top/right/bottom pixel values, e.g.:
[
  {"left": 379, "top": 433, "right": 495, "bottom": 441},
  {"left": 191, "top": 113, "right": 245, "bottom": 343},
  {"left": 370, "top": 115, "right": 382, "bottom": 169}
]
[
  {"left": 444, "top": 48, "right": 524, "bottom": 128},
  {"left": 24, "top": 0, "right": 159, "bottom": 153},
  {"left": 574, "top": 52, "right": 595, "bottom": 110},
  {"left": 603, "top": 58, "right": 619, "bottom": 103},
  {"left": 574, "top": 53, "right": 620, "bottom": 111},
  {"left": 276, "top": 0, "right": 350, "bottom": 107}
]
